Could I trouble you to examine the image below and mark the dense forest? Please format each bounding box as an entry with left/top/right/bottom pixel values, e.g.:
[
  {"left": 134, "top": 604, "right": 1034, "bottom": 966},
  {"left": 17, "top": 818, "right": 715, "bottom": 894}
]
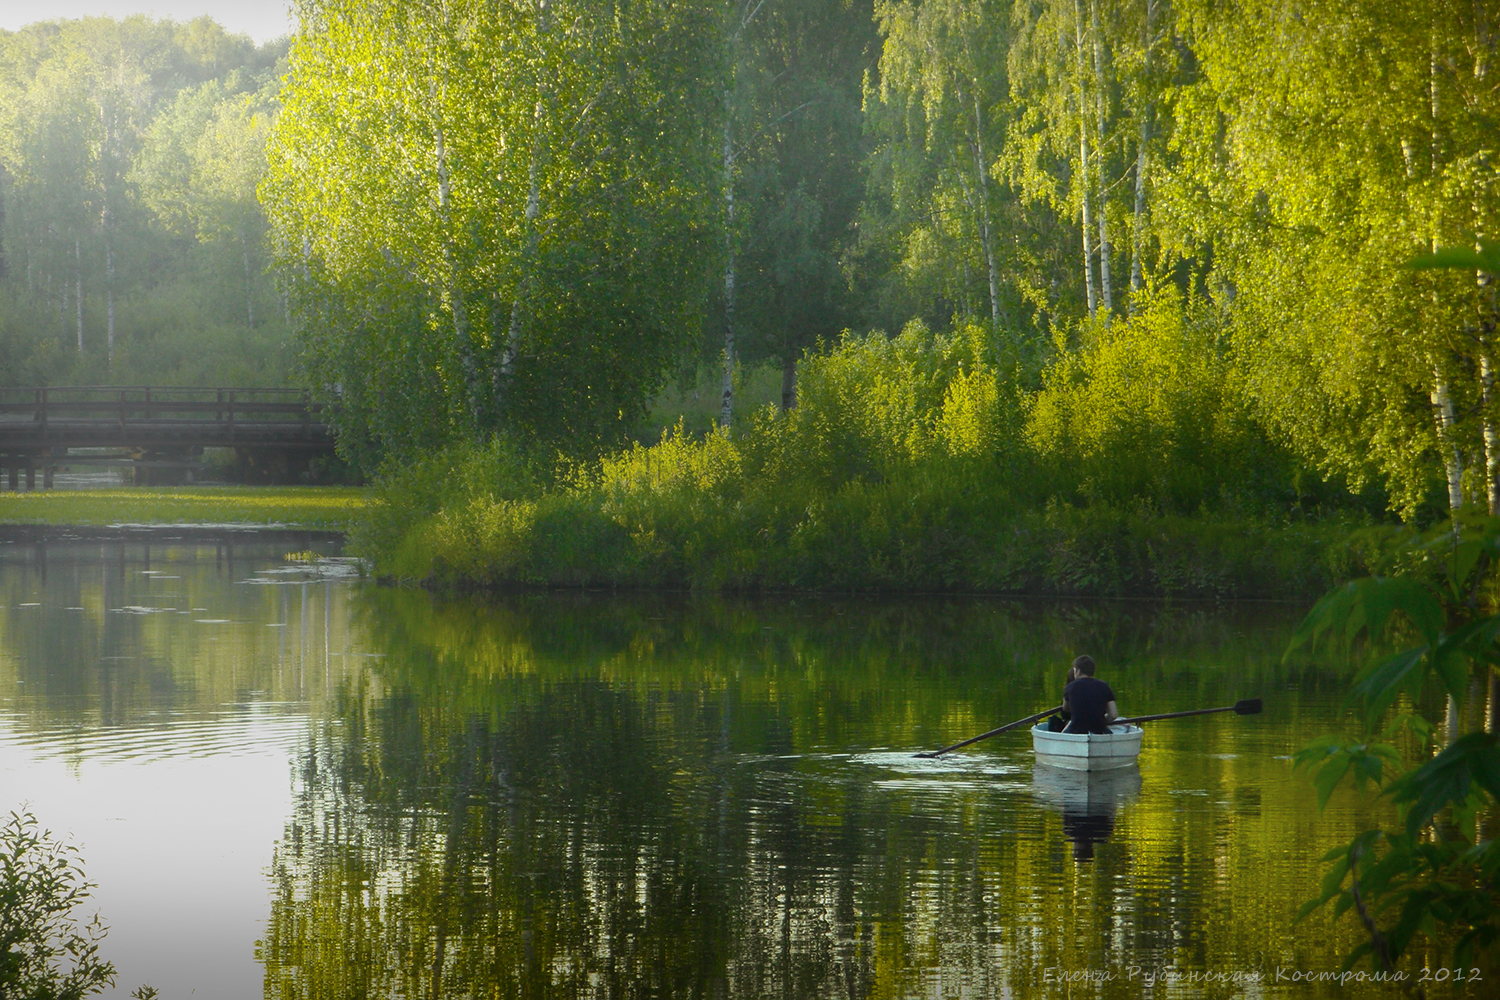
[
  {"left": 0, "top": 16, "right": 291, "bottom": 386},
  {"left": 260, "top": 0, "right": 1495, "bottom": 513},
  {"left": 1, "top": 3, "right": 1496, "bottom": 581}
]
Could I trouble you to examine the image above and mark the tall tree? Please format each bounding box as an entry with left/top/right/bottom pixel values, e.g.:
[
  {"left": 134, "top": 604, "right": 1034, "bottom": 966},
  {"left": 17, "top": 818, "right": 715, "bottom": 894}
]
[
  {"left": 867, "top": 0, "right": 1015, "bottom": 335},
  {"left": 1170, "top": 0, "right": 1500, "bottom": 516},
  {"left": 727, "top": 0, "right": 876, "bottom": 414},
  {"left": 265, "top": 0, "right": 722, "bottom": 464}
]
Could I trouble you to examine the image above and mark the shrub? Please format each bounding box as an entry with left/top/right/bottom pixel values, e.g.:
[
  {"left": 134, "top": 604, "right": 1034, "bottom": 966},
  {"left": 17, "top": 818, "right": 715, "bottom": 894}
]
[
  {"left": 1027, "top": 287, "right": 1296, "bottom": 512},
  {"left": 0, "top": 810, "right": 116, "bottom": 1000},
  {"left": 357, "top": 307, "right": 1378, "bottom": 595}
]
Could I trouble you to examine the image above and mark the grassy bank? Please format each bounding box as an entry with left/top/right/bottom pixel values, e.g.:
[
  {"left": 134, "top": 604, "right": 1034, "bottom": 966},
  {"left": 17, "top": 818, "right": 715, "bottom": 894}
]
[
  {"left": 360, "top": 321, "right": 1397, "bottom": 599},
  {"left": 0, "top": 486, "right": 368, "bottom": 531},
  {"left": 384, "top": 489, "right": 1379, "bottom": 599}
]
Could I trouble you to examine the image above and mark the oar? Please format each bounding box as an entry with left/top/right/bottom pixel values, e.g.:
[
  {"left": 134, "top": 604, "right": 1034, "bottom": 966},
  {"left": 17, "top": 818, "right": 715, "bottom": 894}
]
[
  {"left": 1115, "top": 698, "right": 1263, "bottom": 726},
  {"left": 913, "top": 706, "right": 1064, "bottom": 758}
]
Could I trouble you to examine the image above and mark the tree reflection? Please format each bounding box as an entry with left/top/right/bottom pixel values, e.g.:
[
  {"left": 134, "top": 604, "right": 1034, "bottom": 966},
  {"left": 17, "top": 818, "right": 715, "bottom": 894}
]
[{"left": 259, "top": 590, "right": 1389, "bottom": 998}]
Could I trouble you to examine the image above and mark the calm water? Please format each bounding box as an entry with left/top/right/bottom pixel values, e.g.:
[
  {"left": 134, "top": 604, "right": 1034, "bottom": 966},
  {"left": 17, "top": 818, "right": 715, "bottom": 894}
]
[{"left": 0, "top": 538, "right": 1487, "bottom": 998}]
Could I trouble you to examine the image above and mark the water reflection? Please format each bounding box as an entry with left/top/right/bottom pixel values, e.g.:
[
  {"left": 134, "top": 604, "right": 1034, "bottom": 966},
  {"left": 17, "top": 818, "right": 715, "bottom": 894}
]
[
  {"left": 2, "top": 553, "right": 1483, "bottom": 999},
  {"left": 258, "top": 590, "right": 1449, "bottom": 999},
  {"left": 0, "top": 534, "right": 361, "bottom": 1000},
  {"left": 1032, "top": 763, "right": 1141, "bottom": 862}
]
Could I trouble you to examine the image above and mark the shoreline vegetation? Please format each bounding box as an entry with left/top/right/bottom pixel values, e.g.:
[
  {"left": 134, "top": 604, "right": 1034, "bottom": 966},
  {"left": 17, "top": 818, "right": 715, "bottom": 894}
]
[
  {"left": 357, "top": 322, "right": 1400, "bottom": 600},
  {"left": 0, "top": 482, "right": 1381, "bottom": 600},
  {"left": 0, "top": 486, "right": 366, "bottom": 532},
  {"left": 388, "top": 505, "right": 1383, "bottom": 601}
]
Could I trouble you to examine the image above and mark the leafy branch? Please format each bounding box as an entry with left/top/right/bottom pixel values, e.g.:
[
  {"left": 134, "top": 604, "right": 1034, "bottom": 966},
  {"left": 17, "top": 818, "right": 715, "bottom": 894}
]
[{"left": 1286, "top": 514, "right": 1500, "bottom": 977}]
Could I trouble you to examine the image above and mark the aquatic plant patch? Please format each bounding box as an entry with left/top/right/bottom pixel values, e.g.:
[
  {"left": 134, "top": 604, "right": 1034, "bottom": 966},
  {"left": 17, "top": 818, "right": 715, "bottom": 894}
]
[{"left": 0, "top": 487, "right": 368, "bottom": 531}]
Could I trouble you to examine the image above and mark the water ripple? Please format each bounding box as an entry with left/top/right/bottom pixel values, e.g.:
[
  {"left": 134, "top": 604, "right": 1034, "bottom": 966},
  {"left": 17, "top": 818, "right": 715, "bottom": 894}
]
[{"left": 0, "top": 706, "right": 310, "bottom": 763}]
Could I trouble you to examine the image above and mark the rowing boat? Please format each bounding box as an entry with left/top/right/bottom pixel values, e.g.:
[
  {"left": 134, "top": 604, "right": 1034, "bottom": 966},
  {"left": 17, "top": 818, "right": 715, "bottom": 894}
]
[{"left": 1030, "top": 723, "right": 1144, "bottom": 771}]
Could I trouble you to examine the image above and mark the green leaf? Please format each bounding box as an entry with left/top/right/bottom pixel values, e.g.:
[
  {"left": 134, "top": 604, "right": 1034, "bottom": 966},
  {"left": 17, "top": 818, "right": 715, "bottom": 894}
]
[
  {"left": 1429, "top": 616, "right": 1500, "bottom": 701},
  {"left": 1294, "top": 896, "right": 1331, "bottom": 922},
  {"left": 1388, "top": 732, "right": 1500, "bottom": 836},
  {"left": 1339, "top": 941, "right": 1373, "bottom": 974},
  {"left": 1312, "top": 754, "right": 1354, "bottom": 809},
  {"left": 1348, "top": 646, "right": 1429, "bottom": 726},
  {"left": 1285, "top": 578, "right": 1443, "bottom": 663},
  {"left": 1381, "top": 711, "right": 1433, "bottom": 744},
  {"left": 1319, "top": 843, "right": 1349, "bottom": 863},
  {"left": 1446, "top": 539, "right": 1485, "bottom": 596}
]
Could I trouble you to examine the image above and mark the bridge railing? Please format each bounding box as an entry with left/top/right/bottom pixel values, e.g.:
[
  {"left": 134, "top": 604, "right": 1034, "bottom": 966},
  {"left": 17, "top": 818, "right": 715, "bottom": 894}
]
[{"left": 0, "top": 386, "right": 326, "bottom": 430}]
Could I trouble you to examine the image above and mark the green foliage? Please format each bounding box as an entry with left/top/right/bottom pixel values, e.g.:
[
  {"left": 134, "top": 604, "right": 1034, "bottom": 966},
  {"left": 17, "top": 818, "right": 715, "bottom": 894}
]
[
  {"left": 1027, "top": 287, "right": 1295, "bottom": 511},
  {"left": 365, "top": 321, "right": 1372, "bottom": 595},
  {"left": 0, "top": 810, "right": 116, "bottom": 1000},
  {"left": 266, "top": 0, "right": 722, "bottom": 464},
  {"left": 724, "top": 0, "right": 875, "bottom": 372},
  {"left": 352, "top": 438, "right": 539, "bottom": 577},
  {"left": 1289, "top": 515, "right": 1500, "bottom": 975},
  {"left": 0, "top": 16, "right": 292, "bottom": 387},
  {"left": 1170, "top": 0, "right": 1500, "bottom": 517},
  {"left": 1294, "top": 734, "right": 1403, "bottom": 810}
]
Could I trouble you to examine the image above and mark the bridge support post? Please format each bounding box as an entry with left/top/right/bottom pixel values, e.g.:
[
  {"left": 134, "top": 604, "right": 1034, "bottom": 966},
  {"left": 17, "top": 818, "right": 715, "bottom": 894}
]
[
  {"left": 42, "top": 466, "right": 53, "bottom": 489},
  {"left": 6, "top": 466, "right": 15, "bottom": 491},
  {"left": 25, "top": 465, "right": 35, "bottom": 490}
]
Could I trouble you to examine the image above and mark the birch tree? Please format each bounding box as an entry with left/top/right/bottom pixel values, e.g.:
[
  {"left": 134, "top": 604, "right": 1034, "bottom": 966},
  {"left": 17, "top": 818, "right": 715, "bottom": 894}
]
[
  {"left": 266, "top": 0, "right": 721, "bottom": 463},
  {"left": 1006, "top": 0, "right": 1174, "bottom": 322},
  {"left": 1171, "top": 0, "right": 1500, "bottom": 516},
  {"left": 869, "top": 0, "right": 1015, "bottom": 336}
]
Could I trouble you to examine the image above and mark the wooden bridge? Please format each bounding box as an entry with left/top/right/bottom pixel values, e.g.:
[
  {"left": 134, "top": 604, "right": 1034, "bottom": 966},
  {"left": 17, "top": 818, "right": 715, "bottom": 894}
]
[{"left": 0, "top": 386, "right": 337, "bottom": 487}]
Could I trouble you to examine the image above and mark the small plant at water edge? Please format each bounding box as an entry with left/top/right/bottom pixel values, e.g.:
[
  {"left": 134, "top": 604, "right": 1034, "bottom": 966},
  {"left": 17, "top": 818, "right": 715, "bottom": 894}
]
[
  {"left": 1287, "top": 512, "right": 1500, "bottom": 982},
  {"left": 0, "top": 809, "right": 116, "bottom": 999}
]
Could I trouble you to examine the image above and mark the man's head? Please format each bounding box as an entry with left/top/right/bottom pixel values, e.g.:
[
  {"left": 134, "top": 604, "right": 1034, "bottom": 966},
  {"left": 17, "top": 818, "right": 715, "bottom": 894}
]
[{"left": 1071, "top": 655, "right": 1096, "bottom": 676}]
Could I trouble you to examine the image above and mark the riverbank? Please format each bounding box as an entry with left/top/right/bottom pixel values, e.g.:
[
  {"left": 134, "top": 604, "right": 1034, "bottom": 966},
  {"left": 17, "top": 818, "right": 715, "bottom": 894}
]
[
  {"left": 383, "top": 491, "right": 1384, "bottom": 599},
  {"left": 361, "top": 324, "right": 1399, "bottom": 600},
  {"left": 0, "top": 486, "right": 368, "bottom": 532}
]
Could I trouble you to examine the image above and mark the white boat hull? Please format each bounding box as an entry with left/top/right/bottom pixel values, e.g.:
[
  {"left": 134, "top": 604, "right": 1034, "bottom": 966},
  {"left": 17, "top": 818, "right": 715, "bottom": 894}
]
[{"left": 1030, "top": 723, "right": 1144, "bottom": 771}]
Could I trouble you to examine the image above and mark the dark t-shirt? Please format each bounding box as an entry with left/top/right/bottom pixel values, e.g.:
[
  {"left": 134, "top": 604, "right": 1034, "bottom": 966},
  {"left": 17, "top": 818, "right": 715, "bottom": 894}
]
[{"left": 1063, "top": 676, "right": 1117, "bottom": 734}]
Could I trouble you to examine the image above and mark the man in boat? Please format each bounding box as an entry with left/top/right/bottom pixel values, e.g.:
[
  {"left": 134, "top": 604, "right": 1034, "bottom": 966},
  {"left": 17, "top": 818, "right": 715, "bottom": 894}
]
[{"left": 1062, "top": 655, "right": 1119, "bottom": 735}]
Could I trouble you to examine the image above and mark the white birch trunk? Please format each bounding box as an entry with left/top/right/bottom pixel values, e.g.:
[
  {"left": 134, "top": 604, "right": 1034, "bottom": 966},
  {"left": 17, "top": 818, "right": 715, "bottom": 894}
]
[
  {"left": 1482, "top": 349, "right": 1498, "bottom": 514},
  {"left": 1073, "top": 0, "right": 1097, "bottom": 316},
  {"left": 720, "top": 114, "right": 737, "bottom": 430},
  {"left": 1481, "top": 261, "right": 1498, "bottom": 514},
  {"left": 242, "top": 233, "right": 255, "bottom": 328},
  {"left": 1090, "top": 0, "right": 1113, "bottom": 317},
  {"left": 1129, "top": 115, "right": 1149, "bottom": 303},
  {"left": 1128, "top": 0, "right": 1156, "bottom": 306},
  {"left": 1487, "top": 667, "right": 1499, "bottom": 735},
  {"left": 1427, "top": 35, "right": 1460, "bottom": 511},
  {"left": 960, "top": 255, "right": 973, "bottom": 321},
  {"left": 105, "top": 230, "right": 115, "bottom": 362},
  {"left": 1432, "top": 372, "right": 1464, "bottom": 511},
  {"left": 971, "top": 94, "right": 1003, "bottom": 332},
  {"left": 102, "top": 110, "right": 115, "bottom": 362}
]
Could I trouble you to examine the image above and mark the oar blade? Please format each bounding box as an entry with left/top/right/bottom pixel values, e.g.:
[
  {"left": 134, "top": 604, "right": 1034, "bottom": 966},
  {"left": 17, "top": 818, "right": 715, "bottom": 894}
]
[{"left": 1233, "top": 698, "right": 1263, "bottom": 715}]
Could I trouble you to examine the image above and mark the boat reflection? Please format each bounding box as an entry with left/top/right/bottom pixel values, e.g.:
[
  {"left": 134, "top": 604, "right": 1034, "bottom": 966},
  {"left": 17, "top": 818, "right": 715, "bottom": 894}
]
[{"left": 1031, "top": 761, "right": 1141, "bottom": 862}]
